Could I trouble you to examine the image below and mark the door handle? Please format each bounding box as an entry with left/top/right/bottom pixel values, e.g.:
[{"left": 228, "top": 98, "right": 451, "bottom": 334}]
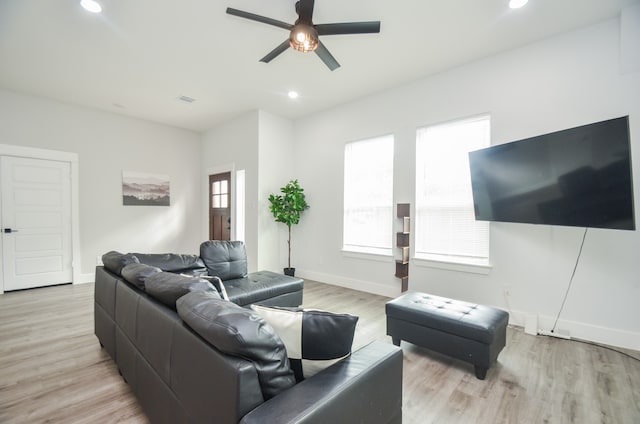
[{"left": 3, "top": 228, "right": 18, "bottom": 233}]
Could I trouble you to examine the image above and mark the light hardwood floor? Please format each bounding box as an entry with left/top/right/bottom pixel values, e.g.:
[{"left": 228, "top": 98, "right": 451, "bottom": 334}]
[{"left": 1, "top": 280, "right": 638, "bottom": 423}]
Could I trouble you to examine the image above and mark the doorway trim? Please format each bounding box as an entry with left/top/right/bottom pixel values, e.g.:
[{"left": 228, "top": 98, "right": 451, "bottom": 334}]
[
  {"left": 0, "top": 144, "right": 81, "bottom": 294},
  {"left": 208, "top": 171, "right": 232, "bottom": 241},
  {"left": 204, "top": 164, "right": 236, "bottom": 241}
]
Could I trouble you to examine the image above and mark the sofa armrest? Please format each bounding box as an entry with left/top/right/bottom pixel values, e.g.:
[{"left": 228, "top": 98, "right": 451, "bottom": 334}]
[{"left": 239, "top": 340, "right": 403, "bottom": 424}]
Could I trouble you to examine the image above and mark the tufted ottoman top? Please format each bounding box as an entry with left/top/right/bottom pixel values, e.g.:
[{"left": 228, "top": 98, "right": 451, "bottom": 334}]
[{"left": 386, "top": 292, "right": 508, "bottom": 344}]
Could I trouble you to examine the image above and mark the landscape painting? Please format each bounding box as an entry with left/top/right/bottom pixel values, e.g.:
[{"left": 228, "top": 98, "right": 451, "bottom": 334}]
[{"left": 122, "top": 171, "right": 170, "bottom": 206}]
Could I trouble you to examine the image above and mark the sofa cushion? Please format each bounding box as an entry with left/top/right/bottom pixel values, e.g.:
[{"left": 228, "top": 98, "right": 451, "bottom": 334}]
[
  {"left": 145, "top": 272, "right": 221, "bottom": 309},
  {"left": 177, "top": 291, "right": 295, "bottom": 400},
  {"left": 133, "top": 253, "right": 207, "bottom": 275},
  {"left": 200, "top": 240, "right": 248, "bottom": 281},
  {"left": 250, "top": 305, "right": 358, "bottom": 382},
  {"left": 223, "top": 271, "right": 303, "bottom": 307},
  {"left": 121, "top": 263, "right": 162, "bottom": 290},
  {"left": 102, "top": 251, "right": 140, "bottom": 275}
]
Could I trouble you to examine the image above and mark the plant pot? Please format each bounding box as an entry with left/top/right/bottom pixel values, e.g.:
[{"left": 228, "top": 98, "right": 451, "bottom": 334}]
[{"left": 283, "top": 267, "right": 296, "bottom": 277}]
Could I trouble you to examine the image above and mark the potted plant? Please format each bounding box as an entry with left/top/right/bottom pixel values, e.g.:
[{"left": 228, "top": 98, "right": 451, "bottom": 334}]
[{"left": 268, "top": 179, "right": 310, "bottom": 276}]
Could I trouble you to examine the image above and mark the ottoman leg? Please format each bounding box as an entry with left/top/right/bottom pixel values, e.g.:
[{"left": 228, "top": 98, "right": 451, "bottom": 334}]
[
  {"left": 391, "top": 337, "right": 401, "bottom": 346},
  {"left": 474, "top": 366, "right": 487, "bottom": 380}
]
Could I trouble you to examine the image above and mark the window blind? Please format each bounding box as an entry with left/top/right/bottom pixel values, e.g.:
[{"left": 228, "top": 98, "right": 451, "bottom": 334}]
[
  {"left": 343, "top": 135, "right": 394, "bottom": 255},
  {"left": 415, "top": 115, "right": 490, "bottom": 263}
]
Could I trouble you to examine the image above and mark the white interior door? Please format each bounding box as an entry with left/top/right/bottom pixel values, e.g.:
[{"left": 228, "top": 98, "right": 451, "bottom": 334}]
[{"left": 1, "top": 156, "right": 73, "bottom": 291}]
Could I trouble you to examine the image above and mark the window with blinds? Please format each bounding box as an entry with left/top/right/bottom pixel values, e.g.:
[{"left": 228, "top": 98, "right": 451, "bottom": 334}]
[
  {"left": 415, "top": 115, "right": 490, "bottom": 265},
  {"left": 343, "top": 135, "right": 394, "bottom": 256}
]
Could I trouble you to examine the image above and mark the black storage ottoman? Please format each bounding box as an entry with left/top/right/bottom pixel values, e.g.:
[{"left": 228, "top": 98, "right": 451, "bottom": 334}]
[{"left": 386, "top": 292, "right": 508, "bottom": 380}]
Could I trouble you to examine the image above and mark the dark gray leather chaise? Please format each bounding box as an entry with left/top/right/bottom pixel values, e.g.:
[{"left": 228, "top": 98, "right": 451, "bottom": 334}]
[{"left": 94, "top": 241, "right": 403, "bottom": 423}]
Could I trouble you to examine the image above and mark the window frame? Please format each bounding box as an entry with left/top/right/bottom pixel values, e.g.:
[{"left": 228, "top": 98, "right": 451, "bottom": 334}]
[
  {"left": 342, "top": 134, "right": 395, "bottom": 258},
  {"left": 414, "top": 114, "right": 492, "bottom": 273}
]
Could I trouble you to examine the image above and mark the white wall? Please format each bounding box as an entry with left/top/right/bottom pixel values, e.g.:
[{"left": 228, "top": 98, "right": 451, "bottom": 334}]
[
  {"left": 621, "top": 2, "right": 640, "bottom": 74},
  {"left": 292, "top": 18, "right": 640, "bottom": 350},
  {"left": 257, "top": 110, "right": 295, "bottom": 272},
  {"left": 201, "top": 111, "right": 260, "bottom": 271},
  {"left": 200, "top": 110, "right": 297, "bottom": 273},
  {"left": 0, "top": 89, "right": 203, "bottom": 281}
]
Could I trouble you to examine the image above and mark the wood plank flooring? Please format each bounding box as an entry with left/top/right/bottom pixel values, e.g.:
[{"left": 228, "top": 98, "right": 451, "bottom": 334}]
[
  {"left": 1, "top": 280, "right": 639, "bottom": 423},
  {"left": 0, "top": 283, "right": 146, "bottom": 424}
]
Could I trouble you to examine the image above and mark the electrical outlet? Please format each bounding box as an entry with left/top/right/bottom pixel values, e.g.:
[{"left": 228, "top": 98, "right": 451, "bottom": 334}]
[
  {"left": 503, "top": 284, "right": 511, "bottom": 296},
  {"left": 96, "top": 256, "right": 103, "bottom": 266}
]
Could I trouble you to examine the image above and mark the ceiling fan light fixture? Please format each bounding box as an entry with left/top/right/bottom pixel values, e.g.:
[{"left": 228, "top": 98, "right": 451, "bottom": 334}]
[
  {"left": 226, "top": 2, "right": 380, "bottom": 70},
  {"left": 80, "top": 0, "right": 102, "bottom": 13},
  {"left": 509, "top": 0, "right": 528, "bottom": 9},
  {"left": 289, "top": 23, "right": 319, "bottom": 52}
]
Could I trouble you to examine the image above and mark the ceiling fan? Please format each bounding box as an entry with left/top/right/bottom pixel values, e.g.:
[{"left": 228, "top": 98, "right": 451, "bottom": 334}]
[{"left": 226, "top": 0, "right": 381, "bottom": 71}]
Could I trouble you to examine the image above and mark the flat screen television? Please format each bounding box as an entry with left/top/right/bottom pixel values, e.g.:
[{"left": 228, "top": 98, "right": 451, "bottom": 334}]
[{"left": 468, "top": 116, "right": 635, "bottom": 230}]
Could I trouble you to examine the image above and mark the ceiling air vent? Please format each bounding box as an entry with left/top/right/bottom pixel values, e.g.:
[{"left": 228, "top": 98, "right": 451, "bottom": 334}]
[{"left": 177, "top": 95, "right": 196, "bottom": 103}]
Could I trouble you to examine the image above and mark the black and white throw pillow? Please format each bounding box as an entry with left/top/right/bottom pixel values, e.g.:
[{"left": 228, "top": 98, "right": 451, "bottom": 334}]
[{"left": 250, "top": 304, "right": 358, "bottom": 382}]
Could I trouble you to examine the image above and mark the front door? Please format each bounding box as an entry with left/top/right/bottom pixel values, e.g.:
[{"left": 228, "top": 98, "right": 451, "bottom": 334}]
[
  {"left": 1, "top": 156, "right": 73, "bottom": 291},
  {"left": 209, "top": 172, "right": 231, "bottom": 241}
]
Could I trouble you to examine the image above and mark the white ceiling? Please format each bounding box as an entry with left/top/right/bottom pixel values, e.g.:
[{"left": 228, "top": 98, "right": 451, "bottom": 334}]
[{"left": 0, "top": 0, "right": 637, "bottom": 132}]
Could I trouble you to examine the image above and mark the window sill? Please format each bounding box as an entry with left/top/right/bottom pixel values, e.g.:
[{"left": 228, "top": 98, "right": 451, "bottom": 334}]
[
  {"left": 413, "top": 255, "right": 492, "bottom": 275},
  {"left": 342, "top": 249, "right": 393, "bottom": 263}
]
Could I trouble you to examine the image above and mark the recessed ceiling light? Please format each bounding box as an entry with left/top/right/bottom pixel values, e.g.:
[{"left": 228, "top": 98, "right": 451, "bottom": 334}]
[
  {"left": 288, "top": 91, "right": 299, "bottom": 99},
  {"left": 80, "top": 0, "right": 102, "bottom": 13},
  {"left": 509, "top": 0, "right": 528, "bottom": 9}
]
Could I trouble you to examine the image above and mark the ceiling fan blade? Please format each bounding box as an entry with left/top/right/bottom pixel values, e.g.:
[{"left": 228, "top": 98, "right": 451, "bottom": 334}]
[
  {"left": 315, "top": 41, "right": 340, "bottom": 71},
  {"left": 226, "top": 8, "right": 292, "bottom": 31},
  {"left": 316, "top": 21, "right": 381, "bottom": 35},
  {"left": 260, "top": 39, "right": 291, "bottom": 63},
  {"left": 296, "top": 0, "right": 315, "bottom": 23}
]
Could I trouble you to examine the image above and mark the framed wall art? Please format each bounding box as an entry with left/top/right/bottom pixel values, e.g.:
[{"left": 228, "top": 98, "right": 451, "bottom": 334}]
[{"left": 122, "top": 171, "right": 170, "bottom": 206}]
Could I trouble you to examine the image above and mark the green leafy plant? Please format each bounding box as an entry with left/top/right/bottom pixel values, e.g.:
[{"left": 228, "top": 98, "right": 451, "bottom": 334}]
[{"left": 268, "top": 179, "right": 310, "bottom": 271}]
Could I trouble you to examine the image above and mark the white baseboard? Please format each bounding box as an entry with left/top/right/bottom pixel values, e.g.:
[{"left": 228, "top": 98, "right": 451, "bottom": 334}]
[
  {"left": 75, "top": 273, "right": 94, "bottom": 285},
  {"left": 538, "top": 314, "right": 640, "bottom": 351},
  {"left": 504, "top": 308, "right": 640, "bottom": 351},
  {"left": 295, "top": 271, "right": 640, "bottom": 351},
  {"left": 296, "top": 269, "right": 401, "bottom": 299}
]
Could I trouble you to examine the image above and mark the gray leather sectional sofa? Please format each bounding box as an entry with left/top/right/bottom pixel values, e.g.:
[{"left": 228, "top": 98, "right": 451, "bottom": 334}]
[{"left": 94, "top": 241, "right": 403, "bottom": 423}]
